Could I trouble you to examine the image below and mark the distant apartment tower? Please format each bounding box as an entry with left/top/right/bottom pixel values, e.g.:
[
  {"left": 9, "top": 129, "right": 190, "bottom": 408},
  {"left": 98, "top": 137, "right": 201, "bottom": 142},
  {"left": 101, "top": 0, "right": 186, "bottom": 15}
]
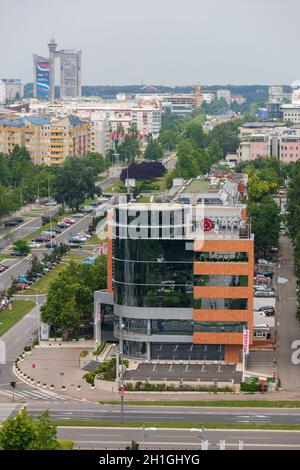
[
  {"left": 60, "top": 49, "right": 82, "bottom": 100},
  {"left": 0, "top": 79, "right": 24, "bottom": 104},
  {"left": 269, "top": 85, "right": 284, "bottom": 103},
  {"left": 33, "top": 38, "right": 81, "bottom": 101}
]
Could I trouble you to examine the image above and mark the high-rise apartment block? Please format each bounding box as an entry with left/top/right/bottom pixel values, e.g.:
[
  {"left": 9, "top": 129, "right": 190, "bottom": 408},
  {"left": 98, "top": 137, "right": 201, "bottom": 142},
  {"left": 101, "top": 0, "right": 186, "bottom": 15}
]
[
  {"left": 33, "top": 38, "right": 81, "bottom": 101},
  {"left": 0, "top": 79, "right": 24, "bottom": 104}
]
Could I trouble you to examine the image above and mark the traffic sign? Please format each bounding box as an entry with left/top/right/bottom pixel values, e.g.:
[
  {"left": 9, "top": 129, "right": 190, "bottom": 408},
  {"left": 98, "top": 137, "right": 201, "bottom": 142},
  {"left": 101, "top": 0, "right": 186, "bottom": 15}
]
[
  {"left": 32, "top": 364, "right": 36, "bottom": 369},
  {"left": 119, "top": 386, "right": 125, "bottom": 396}
]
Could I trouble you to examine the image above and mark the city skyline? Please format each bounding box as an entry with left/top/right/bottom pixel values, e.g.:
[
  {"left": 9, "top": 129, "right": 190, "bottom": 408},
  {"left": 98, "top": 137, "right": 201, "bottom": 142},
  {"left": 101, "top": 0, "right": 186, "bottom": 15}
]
[{"left": 1, "top": 0, "right": 300, "bottom": 86}]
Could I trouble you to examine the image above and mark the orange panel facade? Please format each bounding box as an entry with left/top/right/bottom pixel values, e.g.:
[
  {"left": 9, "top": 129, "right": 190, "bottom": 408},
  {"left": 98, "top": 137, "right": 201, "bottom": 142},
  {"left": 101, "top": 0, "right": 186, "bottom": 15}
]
[{"left": 193, "top": 238, "right": 254, "bottom": 360}]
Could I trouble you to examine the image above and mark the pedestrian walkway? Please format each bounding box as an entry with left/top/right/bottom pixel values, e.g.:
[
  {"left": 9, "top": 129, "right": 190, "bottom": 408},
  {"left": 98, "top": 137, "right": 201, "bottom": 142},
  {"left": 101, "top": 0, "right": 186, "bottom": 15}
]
[{"left": 1, "top": 384, "right": 69, "bottom": 402}]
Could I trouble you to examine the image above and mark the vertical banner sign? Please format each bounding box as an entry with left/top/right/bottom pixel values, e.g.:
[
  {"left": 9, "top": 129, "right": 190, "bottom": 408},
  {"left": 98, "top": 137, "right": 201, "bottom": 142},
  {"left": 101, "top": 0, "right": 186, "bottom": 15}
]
[
  {"left": 243, "top": 329, "right": 249, "bottom": 355},
  {"left": 36, "top": 60, "right": 50, "bottom": 98},
  {"left": 239, "top": 440, "right": 244, "bottom": 450}
]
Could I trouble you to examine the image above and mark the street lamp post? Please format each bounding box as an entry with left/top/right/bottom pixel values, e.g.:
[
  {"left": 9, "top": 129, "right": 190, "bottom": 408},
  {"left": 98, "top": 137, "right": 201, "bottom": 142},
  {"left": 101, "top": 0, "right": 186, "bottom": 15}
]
[{"left": 119, "top": 322, "right": 125, "bottom": 420}]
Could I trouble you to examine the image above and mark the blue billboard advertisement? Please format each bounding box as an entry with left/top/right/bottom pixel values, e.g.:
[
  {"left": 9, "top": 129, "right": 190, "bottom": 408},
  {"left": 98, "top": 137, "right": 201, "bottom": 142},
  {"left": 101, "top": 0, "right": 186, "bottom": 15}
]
[{"left": 36, "top": 60, "right": 50, "bottom": 98}]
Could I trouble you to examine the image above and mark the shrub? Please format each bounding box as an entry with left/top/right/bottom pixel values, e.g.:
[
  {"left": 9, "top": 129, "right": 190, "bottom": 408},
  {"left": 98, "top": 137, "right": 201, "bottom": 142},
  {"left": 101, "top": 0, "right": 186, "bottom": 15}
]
[
  {"left": 93, "top": 341, "right": 107, "bottom": 356},
  {"left": 58, "top": 440, "right": 74, "bottom": 450},
  {"left": 240, "top": 382, "right": 260, "bottom": 392},
  {"left": 23, "top": 345, "right": 32, "bottom": 352}
]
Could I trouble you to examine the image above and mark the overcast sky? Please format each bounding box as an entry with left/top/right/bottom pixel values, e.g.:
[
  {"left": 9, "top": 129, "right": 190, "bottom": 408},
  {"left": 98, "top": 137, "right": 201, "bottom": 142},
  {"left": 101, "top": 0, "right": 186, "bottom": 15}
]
[{"left": 1, "top": 0, "right": 299, "bottom": 86}]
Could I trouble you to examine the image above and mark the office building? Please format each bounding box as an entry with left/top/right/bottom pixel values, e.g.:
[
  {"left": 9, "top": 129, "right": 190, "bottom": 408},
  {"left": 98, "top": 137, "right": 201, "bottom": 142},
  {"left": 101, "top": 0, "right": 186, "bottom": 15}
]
[
  {"left": 0, "top": 115, "right": 89, "bottom": 165},
  {"left": 95, "top": 181, "right": 254, "bottom": 364}
]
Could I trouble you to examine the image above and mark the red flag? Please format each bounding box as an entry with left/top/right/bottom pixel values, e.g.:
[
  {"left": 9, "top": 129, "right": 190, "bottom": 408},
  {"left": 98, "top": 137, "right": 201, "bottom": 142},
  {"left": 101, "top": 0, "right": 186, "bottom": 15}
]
[
  {"left": 113, "top": 133, "right": 117, "bottom": 140},
  {"left": 100, "top": 242, "right": 103, "bottom": 255},
  {"left": 118, "top": 132, "right": 122, "bottom": 139}
]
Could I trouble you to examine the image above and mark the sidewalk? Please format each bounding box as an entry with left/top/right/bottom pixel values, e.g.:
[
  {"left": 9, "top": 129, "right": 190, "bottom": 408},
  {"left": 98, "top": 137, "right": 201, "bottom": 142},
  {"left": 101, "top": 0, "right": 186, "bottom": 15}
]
[{"left": 14, "top": 346, "right": 300, "bottom": 403}]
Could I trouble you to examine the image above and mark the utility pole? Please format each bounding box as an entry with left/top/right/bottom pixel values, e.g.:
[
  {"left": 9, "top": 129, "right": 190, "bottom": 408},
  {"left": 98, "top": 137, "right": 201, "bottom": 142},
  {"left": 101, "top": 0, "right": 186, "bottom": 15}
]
[{"left": 48, "top": 177, "right": 53, "bottom": 249}]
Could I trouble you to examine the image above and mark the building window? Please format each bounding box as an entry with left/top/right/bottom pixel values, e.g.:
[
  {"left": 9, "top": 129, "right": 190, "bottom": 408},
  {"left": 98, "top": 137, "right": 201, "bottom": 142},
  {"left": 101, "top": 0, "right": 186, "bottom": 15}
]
[
  {"left": 194, "top": 321, "right": 247, "bottom": 333},
  {"left": 194, "top": 298, "right": 248, "bottom": 310},
  {"left": 194, "top": 275, "right": 248, "bottom": 287},
  {"left": 194, "top": 252, "right": 248, "bottom": 263},
  {"left": 151, "top": 320, "right": 193, "bottom": 335}
]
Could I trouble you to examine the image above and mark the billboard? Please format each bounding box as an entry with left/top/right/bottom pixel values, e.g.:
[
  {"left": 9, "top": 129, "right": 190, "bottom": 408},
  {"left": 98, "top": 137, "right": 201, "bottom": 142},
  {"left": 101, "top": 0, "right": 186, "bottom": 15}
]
[{"left": 36, "top": 60, "right": 50, "bottom": 98}]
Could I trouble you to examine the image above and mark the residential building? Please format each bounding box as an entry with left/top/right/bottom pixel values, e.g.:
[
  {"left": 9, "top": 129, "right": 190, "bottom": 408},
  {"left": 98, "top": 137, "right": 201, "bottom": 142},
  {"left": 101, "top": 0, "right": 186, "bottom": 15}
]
[
  {"left": 0, "top": 115, "right": 89, "bottom": 165},
  {"left": 269, "top": 86, "right": 284, "bottom": 103},
  {"left": 217, "top": 89, "right": 231, "bottom": 103},
  {"left": 34, "top": 38, "right": 81, "bottom": 101},
  {"left": 237, "top": 122, "right": 287, "bottom": 162},
  {"left": 0, "top": 79, "right": 24, "bottom": 104}
]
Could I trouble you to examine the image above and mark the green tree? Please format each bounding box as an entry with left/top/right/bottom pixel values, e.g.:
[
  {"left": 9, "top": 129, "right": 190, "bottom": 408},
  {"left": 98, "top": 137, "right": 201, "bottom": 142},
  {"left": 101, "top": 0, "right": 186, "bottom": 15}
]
[
  {"left": 41, "top": 257, "right": 107, "bottom": 339},
  {"left": 158, "top": 129, "right": 179, "bottom": 152},
  {"left": 54, "top": 157, "right": 99, "bottom": 212},
  {"left": 144, "top": 140, "right": 163, "bottom": 161},
  {"left": 13, "top": 239, "right": 30, "bottom": 255},
  {"left": 0, "top": 408, "right": 59, "bottom": 450},
  {"left": 248, "top": 197, "right": 281, "bottom": 254},
  {"left": 175, "top": 140, "right": 199, "bottom": 179}
]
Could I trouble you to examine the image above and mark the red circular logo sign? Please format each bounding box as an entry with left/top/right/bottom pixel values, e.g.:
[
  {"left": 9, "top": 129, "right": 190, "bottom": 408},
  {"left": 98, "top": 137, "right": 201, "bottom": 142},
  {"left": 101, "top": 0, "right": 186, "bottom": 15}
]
[{"left": 200, "top": 218, "right": 215, "bottom": 232}]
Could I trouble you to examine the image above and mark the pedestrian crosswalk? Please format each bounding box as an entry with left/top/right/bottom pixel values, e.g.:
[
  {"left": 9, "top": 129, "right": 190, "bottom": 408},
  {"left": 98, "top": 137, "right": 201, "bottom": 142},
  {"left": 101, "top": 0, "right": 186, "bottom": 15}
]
[{"left": 2, "top": 387, "right": 67, "bottom": 402}]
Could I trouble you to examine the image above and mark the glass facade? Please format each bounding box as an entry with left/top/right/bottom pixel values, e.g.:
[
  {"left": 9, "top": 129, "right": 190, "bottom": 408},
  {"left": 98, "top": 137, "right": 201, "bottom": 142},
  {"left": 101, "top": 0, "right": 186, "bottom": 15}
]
[
  {"left": 194, "top": 322, "right": 247, "bottom": 333},
  {"left": 195, "top": 252, "right": 248, "bottom": 262},
  {"left": 113, "top": 239, "right": 194, "bottom": 308},
  {"left": 194, "top": 275, "right": 248, "bottom": 287},
  {"left": 150, "top": 343, "right": 225, "bottom": 360},
  {"left": 114, "top": 260, "right": 194, "bottom": 285},
  {"left": 194, "top": 298, "right": 248, "bottom": 310},
  {"left": 151, "top": 320, "right": 193, "bottom": 335},
  {"left": 114, "top": 239, "right": 194, "bottom": 262},
  {"left": 114, "top": 282, "right": 193, "bottom": 308}
]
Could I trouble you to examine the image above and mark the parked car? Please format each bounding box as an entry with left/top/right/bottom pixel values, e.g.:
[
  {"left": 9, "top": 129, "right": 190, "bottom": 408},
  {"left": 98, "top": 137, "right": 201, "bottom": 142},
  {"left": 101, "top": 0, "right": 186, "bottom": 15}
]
[
  {"left": 32, "top": 236, "right": 51, "bottom": 243},
  {"left": 29, "top": 242, "right": 41, "bottom": 248},
  {"left": 4, "top": 220, "right": 19, "bottom": 227},
  {"left": 53, "top": 227, "right": 63, "bottom": 233},
  {"left": 44, "top": 200, "right": 57, "bottom": 206},
  {"left": 10, "top": 251, "right": 27, "bottom": 257},
  {"left": 257, "top": 259, "right": 273, "bottom": 266},
  {"left": 73, "top": 213, "right": 84, "bottom": 218},
  {"left": 64, "top": 218, "right": 76, "bottom": 225},
  {"left": 42, "top": 231, "right": 56, "bottom": 237},
  {"left": 82, "top": 257, "right": 96, "bottom": 265},
  {"left": 45, "top": 242, "right": 60, "bottom": 249},
  {"left": 71, "top": 237, "right": 85, "bottom": 243},
  {"left": 255, "top": 290, "right": 275, "bottom": 297},
  {"left": 258, "top": 306, "right": 275, "bottom": 316},
  {"left": 255, "top": 271, "right": 273, "bottom": 279},
  {"left": 13, "top": 218, "right": 24, "bottom": 224}
]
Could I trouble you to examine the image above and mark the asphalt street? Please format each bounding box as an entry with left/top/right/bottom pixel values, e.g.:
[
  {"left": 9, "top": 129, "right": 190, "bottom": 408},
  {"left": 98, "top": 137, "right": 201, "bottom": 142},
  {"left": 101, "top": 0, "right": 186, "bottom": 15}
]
[
  {"left": 277, "top": 236, "right": 300, "bottom": 391},
  {"left": 25, "top": 402, "right": 300, "bottom": 425},
  {"left": 56, "top": 426, "right": 300, "bottom": 450},
  {"left": 0, "top": 210, "right": 96, "bottom": 290}
]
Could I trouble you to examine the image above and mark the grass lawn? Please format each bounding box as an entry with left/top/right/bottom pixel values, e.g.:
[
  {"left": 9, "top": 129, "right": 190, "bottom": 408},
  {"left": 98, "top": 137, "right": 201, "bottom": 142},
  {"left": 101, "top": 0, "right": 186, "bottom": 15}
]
[
  {"left": 0, "top": 300, "right": 36, "bottom": 336},
  {"left": 0, "top": 254, "right": 12, "bottom": 260},
  {"left": 99, "top": 400, "right": 300, "bottom": 408},
  {"left": 16, "top": 253, "right": 87, "bottom": 295},
  {"left": 52, "top": 420, "right": 300, "bottom": 431}
]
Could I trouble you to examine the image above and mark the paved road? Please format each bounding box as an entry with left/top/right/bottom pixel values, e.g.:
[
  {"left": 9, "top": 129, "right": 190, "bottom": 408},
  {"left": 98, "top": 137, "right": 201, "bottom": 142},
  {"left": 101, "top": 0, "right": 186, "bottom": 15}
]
[
  {"left": 0, "top": 211, "right": 96, "bottom": 290},
  {"left": 25, "top": 403, "right": 300, "bottom": 425},
  {"left": 56, "top": 426, "right": 300, "bottom": 450},
  {"left": 277, "top": 236, "right": 300, "bottom": 391}
]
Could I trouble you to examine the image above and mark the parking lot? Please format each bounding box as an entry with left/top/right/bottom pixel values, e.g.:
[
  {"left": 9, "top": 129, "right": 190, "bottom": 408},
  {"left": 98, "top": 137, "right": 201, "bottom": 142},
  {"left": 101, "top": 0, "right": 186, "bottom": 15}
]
[{"left": 124, "top": 363, "right": 242, "bottom": 384}]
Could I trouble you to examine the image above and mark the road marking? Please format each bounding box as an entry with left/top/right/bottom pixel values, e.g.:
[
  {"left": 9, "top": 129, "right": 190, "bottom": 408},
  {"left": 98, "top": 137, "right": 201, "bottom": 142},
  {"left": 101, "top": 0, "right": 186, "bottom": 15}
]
[{"left": 0, "top": 254, "right": 31, "bottom": 277}]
